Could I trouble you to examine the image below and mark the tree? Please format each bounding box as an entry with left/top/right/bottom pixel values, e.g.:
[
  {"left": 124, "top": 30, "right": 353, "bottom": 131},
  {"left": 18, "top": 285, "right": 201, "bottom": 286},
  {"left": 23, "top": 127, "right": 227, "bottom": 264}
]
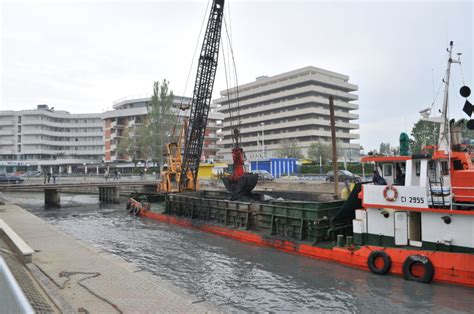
[
  {"left": 276, "top": 139, "right": 304, "bottom": 158},
  {"left": 410, "top": 120, "right": 440, "bottom": 154},
  {"left": 147, "top": 80, "right": 176, "bottom": 169},
  {"left": 135, "top": 125, "right": 151, "bottom": 167},
  {"left": 461, "top": 119, "right": 474, "bottom": 142},
  {"left": 116, "top": 129, "right": 131, "bottom": 161},
  {"left": 379, "top": 142, "right": 391, "bottom": 155},
  {"left": 307, "top": 142, "right": 332, "bottom": 165},
  {"left": 116, "top": 128, "right": 148, "bottom": 169}
]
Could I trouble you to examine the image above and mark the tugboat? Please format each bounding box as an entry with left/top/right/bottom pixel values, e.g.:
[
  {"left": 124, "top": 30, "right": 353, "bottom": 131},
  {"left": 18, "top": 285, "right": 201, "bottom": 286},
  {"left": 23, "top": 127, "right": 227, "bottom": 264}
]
[
  {"left": 134, "top": 41, "right": 474, "bottom": 287},
  {"left": 356, "top": 41, "right": 474, "bottom": 285}
]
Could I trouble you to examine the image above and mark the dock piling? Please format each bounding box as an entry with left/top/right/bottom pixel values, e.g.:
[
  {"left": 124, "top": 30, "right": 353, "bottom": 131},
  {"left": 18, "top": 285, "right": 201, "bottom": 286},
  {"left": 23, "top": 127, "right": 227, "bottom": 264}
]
[{"left": 44, "top": 189, "right": 60, "bottom": 207}]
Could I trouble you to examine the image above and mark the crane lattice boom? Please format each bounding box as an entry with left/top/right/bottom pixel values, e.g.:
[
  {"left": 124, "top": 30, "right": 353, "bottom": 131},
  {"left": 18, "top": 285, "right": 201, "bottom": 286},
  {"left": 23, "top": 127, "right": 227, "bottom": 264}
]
[{"left": 180, "top": 0, "right": 225, "bottom": 191}]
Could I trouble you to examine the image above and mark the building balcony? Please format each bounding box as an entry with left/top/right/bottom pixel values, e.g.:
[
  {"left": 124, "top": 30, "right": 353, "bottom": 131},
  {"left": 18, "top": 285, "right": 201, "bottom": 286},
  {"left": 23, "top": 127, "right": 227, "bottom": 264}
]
[
  {"left": 20, "top": 148, "right": 104, "bottom": 156},
  {"left": 111, "top": 120, "right": 125, "bottom": 129},
  {"left": 204, "top": 144, "right": 218, "bottom": 150},
  {"left": 21, "top": 140, "right": 104, "bottom": 146},
  {"left": 216, "top": 84, "right": 358, "bottom": 112},
  {"left": 0, "top": 130, "right": 14, "bottom": 136},
  {"left": 218, "top": 95, "right": 359, "bottom": 120},
  {"left": 21, "top": 129, "right": 103, "bottom": 137},
  {"left": 222, "top": 116, "right": 359, "bottom": 132},
  {"left": 0, "top": 149, "right": 16, "bottom": 154},
  {"left": 216, "top": 69, "right": 357, "bottom": 100},
  {"left": 0, "top": 139, "right": 15, "bottom": 145},
  {"left": 220, "top": 129, "right": 359, "bottom": 145},
  {"left": 0, "top": 120, "right": 15, "bottom": 126},
  {"left": 21, "top": 120, "right": 101, "bottom": 129}
]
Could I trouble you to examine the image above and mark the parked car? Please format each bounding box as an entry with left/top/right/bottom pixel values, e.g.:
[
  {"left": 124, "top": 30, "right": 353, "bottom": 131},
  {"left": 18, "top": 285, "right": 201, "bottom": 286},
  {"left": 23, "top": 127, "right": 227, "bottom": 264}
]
[
  {"left": 0, "top": 174, "right": 24, "bottom": 184},
  {"left": 22, "top": 170, "right": 42, "bottom": 177},
  {"left": 252, "top": 170, "right": 274, "bottom": 181},
  {"left": 325, "top": 170, "right": 361, "bottom": 183}
]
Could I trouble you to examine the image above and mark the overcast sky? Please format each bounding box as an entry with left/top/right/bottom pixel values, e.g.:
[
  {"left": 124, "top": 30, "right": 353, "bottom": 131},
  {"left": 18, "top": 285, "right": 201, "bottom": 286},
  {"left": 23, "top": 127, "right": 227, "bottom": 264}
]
[{"left": 1, "top": 0, "right": 473, "bottom": 150}]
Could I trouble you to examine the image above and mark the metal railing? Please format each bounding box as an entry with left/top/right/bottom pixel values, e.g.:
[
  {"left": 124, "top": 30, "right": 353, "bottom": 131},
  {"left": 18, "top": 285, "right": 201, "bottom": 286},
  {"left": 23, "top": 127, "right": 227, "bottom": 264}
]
[{"left": 0, "top": 256, "right": 34, "bottom": 314}]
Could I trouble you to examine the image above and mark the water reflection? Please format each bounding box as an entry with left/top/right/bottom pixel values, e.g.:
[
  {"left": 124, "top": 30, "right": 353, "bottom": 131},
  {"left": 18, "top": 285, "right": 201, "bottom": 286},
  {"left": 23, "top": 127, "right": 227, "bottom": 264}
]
[{"left": 3, "top": 192, "right": 474, "bottom": 312}]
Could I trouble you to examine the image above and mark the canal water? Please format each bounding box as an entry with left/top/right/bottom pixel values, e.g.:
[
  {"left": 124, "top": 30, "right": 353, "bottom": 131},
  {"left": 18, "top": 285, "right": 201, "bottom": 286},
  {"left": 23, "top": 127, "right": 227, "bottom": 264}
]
[{"left": 3, "top": 192, "right": 474, "bottom": 313}]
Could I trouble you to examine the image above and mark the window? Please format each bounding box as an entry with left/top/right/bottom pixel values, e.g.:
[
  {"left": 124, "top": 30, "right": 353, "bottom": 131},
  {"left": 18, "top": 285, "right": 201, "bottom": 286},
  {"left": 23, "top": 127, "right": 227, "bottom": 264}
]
[
  {"left": 383, "top": 164, "right": 393, "bottom": 177},
  {"left": 415, "top": 161, "right": 421, "bottom": 176},
  {"left": 441, "top": 161, "right": 449, "bottom": 175},
  {"left": 453, "top": 160, "right": 463, "bottom": 170}
]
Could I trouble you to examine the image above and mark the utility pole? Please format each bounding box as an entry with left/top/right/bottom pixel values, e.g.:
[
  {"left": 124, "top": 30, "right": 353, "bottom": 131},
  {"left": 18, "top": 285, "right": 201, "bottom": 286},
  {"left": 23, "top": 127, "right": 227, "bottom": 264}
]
[{"left": 329, "top": 96, "right": 338, "bottom": 199}]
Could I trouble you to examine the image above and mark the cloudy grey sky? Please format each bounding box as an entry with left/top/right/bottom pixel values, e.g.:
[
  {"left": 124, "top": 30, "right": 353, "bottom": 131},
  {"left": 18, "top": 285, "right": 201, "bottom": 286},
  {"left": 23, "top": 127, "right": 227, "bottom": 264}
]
[{"left": 1, "top": 0, "right": 473, "bottom": 150}]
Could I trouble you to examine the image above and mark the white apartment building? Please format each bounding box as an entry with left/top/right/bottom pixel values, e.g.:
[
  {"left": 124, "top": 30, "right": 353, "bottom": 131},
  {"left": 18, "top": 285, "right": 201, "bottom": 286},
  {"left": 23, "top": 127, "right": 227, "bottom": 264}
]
[
  {"left": 0, "top": 105, "right": 104, "bottom": 174},
  {"left": 214, "top": 66, "right": 360, "bottom": 161},
  {"left": 103, "top": 96, "right": 224, "bottom": 163}
]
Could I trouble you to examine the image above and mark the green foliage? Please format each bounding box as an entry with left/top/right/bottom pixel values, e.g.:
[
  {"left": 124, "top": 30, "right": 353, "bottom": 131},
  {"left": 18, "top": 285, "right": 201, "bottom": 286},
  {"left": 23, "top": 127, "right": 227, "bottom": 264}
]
[
  {"left": 276, "top": 139, "right": 304, "bottom": 159},
  {"left": 147, "top": 79, "right": 176, "bottom": 168},
  {"left": 116, "top": 128, "right": 149, "bottom": 167},
  {"left": 461, "top": 119, "right": 474, "bottom": 141},
  {"left": 301, "top": 163, "right": 374, "bottom": 175},
  {"left": 306, "top": 142, "right": 332, "bottom": 165},
  {"left": 410, "top": 120, "right": 440, "bottom": 153},
  {"left": 116, "top": 129, "right": 130, "bottom": 160}
]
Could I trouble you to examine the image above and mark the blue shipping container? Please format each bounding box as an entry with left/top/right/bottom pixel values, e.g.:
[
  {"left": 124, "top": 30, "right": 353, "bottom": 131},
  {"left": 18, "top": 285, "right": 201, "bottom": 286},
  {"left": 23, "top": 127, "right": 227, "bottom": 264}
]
[{"left": 250, "top": 158, "right": 297, "bottom": 178}]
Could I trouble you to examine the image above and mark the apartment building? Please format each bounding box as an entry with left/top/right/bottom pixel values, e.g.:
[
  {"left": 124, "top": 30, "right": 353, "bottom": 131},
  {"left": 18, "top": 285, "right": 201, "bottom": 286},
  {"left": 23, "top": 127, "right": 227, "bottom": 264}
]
[
  {"left": 214, "top": 66, "right": 360, "bottom": 161},
  {"left": 0, "top": 105, "right": 104, "bottom": 174},
  {"left": 103, "top": 96, "right": 224, "bottom": 163}
]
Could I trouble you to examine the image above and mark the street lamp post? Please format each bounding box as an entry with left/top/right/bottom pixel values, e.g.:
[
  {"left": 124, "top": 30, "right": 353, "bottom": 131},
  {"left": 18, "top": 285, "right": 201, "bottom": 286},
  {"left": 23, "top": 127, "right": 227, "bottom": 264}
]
[{"left": 261, "top": 122, "right": 265, "bottom": 159}]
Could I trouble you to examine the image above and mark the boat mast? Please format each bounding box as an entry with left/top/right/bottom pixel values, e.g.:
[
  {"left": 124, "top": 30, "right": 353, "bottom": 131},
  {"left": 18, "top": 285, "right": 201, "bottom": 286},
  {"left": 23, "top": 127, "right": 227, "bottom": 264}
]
[{"left": 438, "top": 41, "right": 460, "bottom": 152}]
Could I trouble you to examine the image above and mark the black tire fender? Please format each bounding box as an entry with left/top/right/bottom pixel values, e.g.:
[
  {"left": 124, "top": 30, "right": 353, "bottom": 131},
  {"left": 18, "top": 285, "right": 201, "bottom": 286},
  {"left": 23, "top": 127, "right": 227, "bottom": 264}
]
[
  {"left": 367, "top": 250, "right": 392, "bottom": 275},
  {"left": 402, "top": 254, "right": 434, "bottom": 283}
]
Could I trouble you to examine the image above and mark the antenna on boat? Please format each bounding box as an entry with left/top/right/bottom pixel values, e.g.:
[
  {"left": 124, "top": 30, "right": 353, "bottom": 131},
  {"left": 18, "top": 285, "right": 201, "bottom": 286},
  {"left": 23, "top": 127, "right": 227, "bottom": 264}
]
[{"left": 438, "top": 41, "right": 461, "bottom": 153}]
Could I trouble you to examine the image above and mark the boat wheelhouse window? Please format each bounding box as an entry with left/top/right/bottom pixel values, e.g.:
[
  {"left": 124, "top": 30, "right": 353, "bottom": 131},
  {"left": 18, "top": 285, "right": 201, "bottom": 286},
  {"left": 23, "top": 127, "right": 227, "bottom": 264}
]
[
  {"left": 415, "top": 161, "right": 421, "bottom": 176},
  {"left": 383, "top": 164, "right": 393, "bottom": 177},
  {"left": 453, "top": 160, "right": 463, "bottom": 170},
  {"left": 441, "top": 161, "right": 449, "bottom": 175},
  {"left": 394, "top": 163, "right": 406, "bottom": 185}
]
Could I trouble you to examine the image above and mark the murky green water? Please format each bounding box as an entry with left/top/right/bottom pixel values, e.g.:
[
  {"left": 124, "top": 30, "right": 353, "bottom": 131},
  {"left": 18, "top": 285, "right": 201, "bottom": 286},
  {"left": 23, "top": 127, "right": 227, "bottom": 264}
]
[{"left": 3, "top": 192, "right": 474, "bottom": 312}]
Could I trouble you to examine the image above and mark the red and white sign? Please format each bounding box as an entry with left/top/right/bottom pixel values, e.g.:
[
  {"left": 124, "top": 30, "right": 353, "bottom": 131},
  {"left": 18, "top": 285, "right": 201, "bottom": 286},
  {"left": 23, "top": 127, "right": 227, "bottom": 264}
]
[{"left": 363, "top": 185, "right": 427, "bottom": 208}]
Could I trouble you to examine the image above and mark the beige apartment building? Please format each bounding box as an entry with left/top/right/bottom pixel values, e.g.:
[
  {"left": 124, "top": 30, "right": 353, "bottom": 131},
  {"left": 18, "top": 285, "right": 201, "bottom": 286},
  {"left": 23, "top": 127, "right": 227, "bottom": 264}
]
[
  {"left": 0, "top": 105, "right": 104, "bottom": 174},
  {"left": 103, "top": 96, "right": 224, "bottom": 163},
  {"left": 214, "top": 66, "right": 360, "bottom": 161}
]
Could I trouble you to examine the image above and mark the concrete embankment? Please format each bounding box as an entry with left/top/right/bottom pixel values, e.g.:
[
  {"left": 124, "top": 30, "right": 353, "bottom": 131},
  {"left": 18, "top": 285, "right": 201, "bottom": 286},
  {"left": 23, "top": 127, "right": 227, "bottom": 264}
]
[{"left": 0, "top": 203, "right": 218, "bottom": 313}]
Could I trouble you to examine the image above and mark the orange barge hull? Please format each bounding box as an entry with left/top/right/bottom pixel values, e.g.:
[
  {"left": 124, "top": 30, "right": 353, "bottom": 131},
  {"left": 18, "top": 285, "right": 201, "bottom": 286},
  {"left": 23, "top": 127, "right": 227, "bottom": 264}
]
[{"left": 140, "top": 209, "right": 474, "bottom": 288}]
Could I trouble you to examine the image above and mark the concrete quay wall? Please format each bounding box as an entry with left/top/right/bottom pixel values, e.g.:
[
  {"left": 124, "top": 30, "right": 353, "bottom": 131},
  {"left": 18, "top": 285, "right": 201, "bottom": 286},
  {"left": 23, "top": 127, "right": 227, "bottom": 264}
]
[{"left": 0, "top": 203, "right": 218, "bottom": 313}]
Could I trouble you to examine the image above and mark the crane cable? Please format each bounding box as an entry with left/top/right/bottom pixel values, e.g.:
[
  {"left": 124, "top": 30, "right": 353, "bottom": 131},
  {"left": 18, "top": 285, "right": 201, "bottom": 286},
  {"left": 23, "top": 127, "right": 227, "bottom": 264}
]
[
  {"left": 221, "top": 38, "right": 234, "bottom": 133},
  {"left": 221, "top": 12, "right": 242, "bottom": 146},
  {"left": 171, "top": 0, "right": 212, "bottom": 138},
  {"left": 225, "top": 0, "right": 241, "bottom": 128},
  {"left": 223, "top": 16, "right": 241, "bottom": 128}
]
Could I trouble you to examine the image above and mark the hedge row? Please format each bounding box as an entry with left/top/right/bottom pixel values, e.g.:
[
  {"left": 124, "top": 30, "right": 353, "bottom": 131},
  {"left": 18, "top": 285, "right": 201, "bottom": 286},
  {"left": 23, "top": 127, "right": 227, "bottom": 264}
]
[{"left": 301, "top": 163, "right": 374, "bottom": 175}]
